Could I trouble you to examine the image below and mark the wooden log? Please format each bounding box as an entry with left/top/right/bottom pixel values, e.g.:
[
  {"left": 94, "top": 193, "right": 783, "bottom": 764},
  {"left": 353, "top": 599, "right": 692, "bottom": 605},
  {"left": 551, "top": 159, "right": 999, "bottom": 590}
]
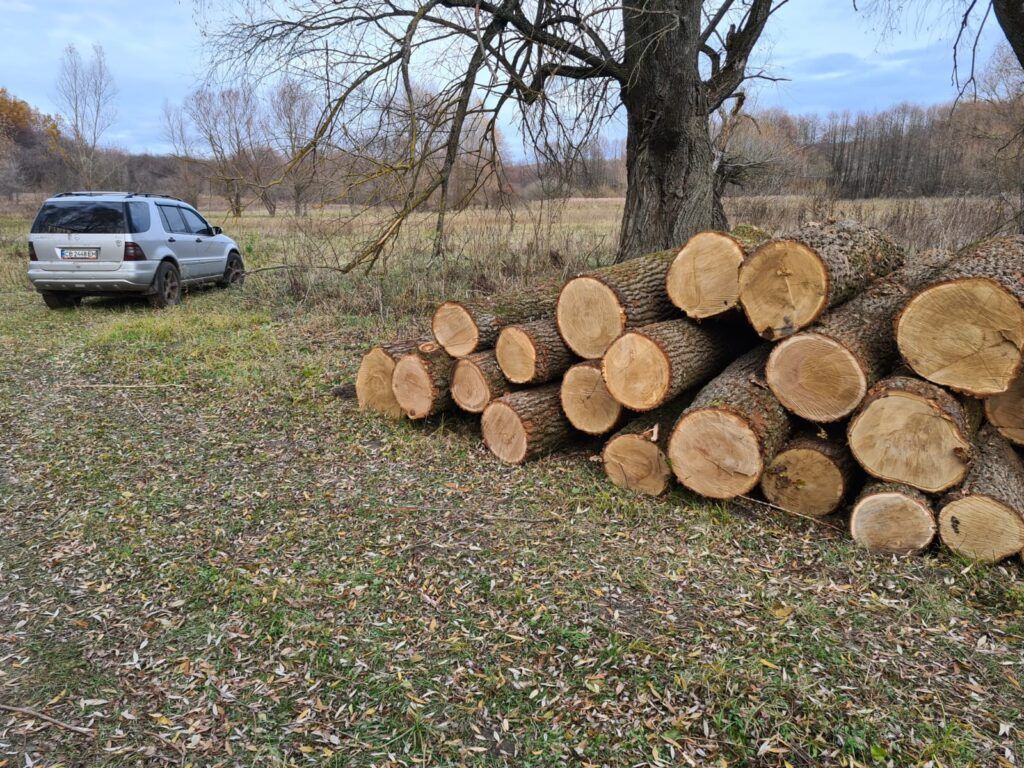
[
  {"left": 602, "top": 400, "right": 690, "bottom": 496},
  {"left": 847, "top": 374, "right": 982, "bottom": 493},
  {"left": 896, "top": 236, "right": 1024, "bottom": 396},
  {"left": 560, "top": 361, "right": 623, "bottom": 436},
  {"left": 481, "top": 385, "right": 575, "bottom": 464},
  {"left": 938, "top": 425, "right": 1024, "bottom": 562},
  {"left": 356, "top": 337, "right": 428, "bottom": 418},
  {"left": 667, "top": 347, "right": 792, "bottom": 499},
  {"left": 496, "top": 318, "right": 576, "bottom": 385},
  {"left": 432, "top": 288, "right": 559, "bottom": 357},
  {"left": 556, "top": 249, "right": 677, "bottom": 359},
  {"left": 450, "top": 350, "right": 509, "bottom": 414},
  {"left": 765, "top": 248, "right": 958, "bottom": 422},
  {"left": 760, "top": 433, "right": 860, "bottom": 517},
  {"left": 850, "top": 482, "right": 937, "bottom": 555},
  {"left": 984, "top": 371, "right": 1024, "bottom": 447},
  {"left": 391, "top": 342, "right": 455, "bottom": 420},
  {"left": 601, "top": 318, "right": 745, "bottom": 412},
  {"left": 665, "top": 226, "right": 769, "bottom": 319},
  {"left": 737, "top": 220, "right": 906, "bottom": 340}
]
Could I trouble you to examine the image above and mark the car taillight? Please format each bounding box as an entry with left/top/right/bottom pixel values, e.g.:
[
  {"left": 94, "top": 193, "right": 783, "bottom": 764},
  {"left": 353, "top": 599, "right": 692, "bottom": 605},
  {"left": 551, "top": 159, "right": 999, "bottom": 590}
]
[
  {"left": 28, "top": 242, "right": 37, "bottom": 261},
  {"left": 124, "top": 242, "right": 146, "bottom": 261}
]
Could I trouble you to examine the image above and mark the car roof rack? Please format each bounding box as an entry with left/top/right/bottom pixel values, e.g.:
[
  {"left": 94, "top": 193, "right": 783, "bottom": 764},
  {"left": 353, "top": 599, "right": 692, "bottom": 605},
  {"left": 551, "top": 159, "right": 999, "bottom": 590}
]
[
  {"left": 124, "top": 192, "right": 188, "bottom": 203},
  {"left": 52, "top": 191, "right": 188, "bottom": 204}
]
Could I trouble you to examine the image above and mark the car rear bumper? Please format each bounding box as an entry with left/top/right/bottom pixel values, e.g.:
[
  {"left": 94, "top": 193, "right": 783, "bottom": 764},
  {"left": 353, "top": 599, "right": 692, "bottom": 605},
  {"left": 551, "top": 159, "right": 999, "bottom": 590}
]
[{"left": 28, "top": 262, "right": 159, "bottom": 293}]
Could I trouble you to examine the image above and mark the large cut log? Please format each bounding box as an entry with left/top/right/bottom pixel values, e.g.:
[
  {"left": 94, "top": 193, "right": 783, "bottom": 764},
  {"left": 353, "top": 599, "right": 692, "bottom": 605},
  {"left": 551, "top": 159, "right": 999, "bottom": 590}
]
[
  {"left": 667, "top": 347, "right": 792, "bottom": 499},
  {"left": 896, "top": 236, "right": 1024, "bottom": 396},
  {"left": 356, "top": 337, "right": 429, "bottom": 418},
  {"left": 760, "top": 433, "right": 859, "bottom": 517},
  {"left": 847, "top": 374, "right": 981, "bottom": 493},
  {"left": 556, "top": 249, "right": 677, "bottom": 359},
  {"left": 850, "top": 482, "right": 937, "bottom": 555},
  {"left": 601, "top": 318, "right": 746, "bottom": 412},
  {"left": 432, "top": 288, "right": 559, "bottom": 357},
  {"left": 938, "top": 425, "right": 1024, "bottom": 562},
  {"left": 560, "top": 361, "right": 623, "bottom": 435},
  {"left": 391, "top": 342, "right": 455, "bottom": 419},
  {"left": 984, "top": 371, "right": 1024, "bottom": 448},
  {"left": 602, "top": 400, "right": 690, "bottom": 496},
  {"left": 665, "top": 225, "right": 769, "bottom": 319},
  {"left": 496, "top": 318, "right": 576, "bottom": 385},
  {"left": 737, "top": 220, "right": 905, "bottom": 340},
  {"left": 481, "top": 385, "right": 575, "bottom": 464},
  {"left": 450, "top": 350, "right": 509, "bottom": 414},
  {"left": 766, "top": 249, "right": 958, "bottom": 422}
]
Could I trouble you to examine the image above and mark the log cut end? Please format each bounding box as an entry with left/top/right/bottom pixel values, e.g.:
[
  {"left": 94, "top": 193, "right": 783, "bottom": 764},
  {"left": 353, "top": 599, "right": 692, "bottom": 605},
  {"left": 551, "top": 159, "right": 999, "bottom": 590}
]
[
  {"left": 432, "top": 301, "right": 478, "bottom": 357},
  {"left": 560, "top": 362, "right": 622, "bottom": 435},
  {"left": 668, "top": 408, "right": 763, "bottom": 499},
  {"left": 665, "top": 232, "right": 745, "bottom": 319},
  {"left": 848, "top": 390, "right": 971, "bottom": 493},
  {"left": 481, "top": 400, "right": 529, "bottom": 464},
  {"left": 850, "top": 490, "right": 936, "bottom": 555},
  {"left": 556, "top": 276, "right": 625, "bottom": 358},
  {"left": 984, "top": 372, "right": 1024, "bottom": 447},
  {"left": 392, "top": 346, "right": 441, "bottom": 419},
  {"left": 938, "top": 495, "right": 1024, "bottom": 563},
  {"left": 451, "top": 358, "right": 493, "bottom": 413},
  {"left": 495, "top": 326, "right": 537, "bottom": 384},
  {"left": 356, "top": 347, "right": 403, "bottom": 418},
  {"left": 897, "top": 278, "right": 1024, "bottom": 396},
  {"left": 738, "top": 239, "right": 829, "bottom": 340},
  {"left": 603, "top": 433, "right": 672, "bottom": 496},
  {"left": 767, "top": 334, "right": 867, "bottom": 422},
  {"left": 761, "top": 446, "right": 846, "bottom": 517},
  {"left": 602, "top": 331, "right": 670, "bottom": 411}
]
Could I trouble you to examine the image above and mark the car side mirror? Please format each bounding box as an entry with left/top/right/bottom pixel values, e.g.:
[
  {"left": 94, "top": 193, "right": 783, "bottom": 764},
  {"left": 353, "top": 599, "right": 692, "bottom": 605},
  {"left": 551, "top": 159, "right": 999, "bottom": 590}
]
[{"left": 212, "top": 226, "right": 223, "bottom": 236}]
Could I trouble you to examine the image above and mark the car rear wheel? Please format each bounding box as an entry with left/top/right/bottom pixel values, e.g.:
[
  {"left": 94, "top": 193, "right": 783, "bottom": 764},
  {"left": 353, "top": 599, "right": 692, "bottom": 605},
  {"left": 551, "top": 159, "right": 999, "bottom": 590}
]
[
  {"left": 148, "top": 261, "right": 182, "bottom": 308},
  {"left": 218, "top": 252, "right": 245, "bottom": 288},
  {"left": 40, "top": 291, "right": 82, "bottom": 310}
]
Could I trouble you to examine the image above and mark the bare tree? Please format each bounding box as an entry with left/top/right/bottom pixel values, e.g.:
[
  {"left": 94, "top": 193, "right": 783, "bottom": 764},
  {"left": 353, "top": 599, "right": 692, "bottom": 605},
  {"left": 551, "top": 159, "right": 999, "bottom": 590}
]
[
  {"left": 974, "top": 42, "right": 1024, "bottom": 231},
  {"left": 54, "top": 44, "right": 118, "bottom": 189},
  {"left": 211, "top": 0, "right": 785, "bottom": 265},
  {"left": 267, "top": 79, "right": 320, "bottom": 216},
  {"left": 162, "top": 102, "right": 203, "bottom": 206}
]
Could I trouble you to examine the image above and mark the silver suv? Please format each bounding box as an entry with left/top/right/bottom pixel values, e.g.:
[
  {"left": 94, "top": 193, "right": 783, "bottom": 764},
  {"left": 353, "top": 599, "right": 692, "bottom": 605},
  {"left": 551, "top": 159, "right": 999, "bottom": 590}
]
[{"left": 27, "top": 192, "right": 245, "bottom": 309}]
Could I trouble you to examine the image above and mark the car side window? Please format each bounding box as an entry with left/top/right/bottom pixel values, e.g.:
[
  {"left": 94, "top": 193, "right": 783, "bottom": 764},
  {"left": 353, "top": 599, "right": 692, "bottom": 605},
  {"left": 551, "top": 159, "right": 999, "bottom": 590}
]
[
  {"left": 158, "top": 205, "right": 189, "bottom": 235},
  {"left": 127, "top": 202, "right": 151, "bottom": 233},
  {"left": 179, "top": 207, "right": 210, "bottom": 235}
]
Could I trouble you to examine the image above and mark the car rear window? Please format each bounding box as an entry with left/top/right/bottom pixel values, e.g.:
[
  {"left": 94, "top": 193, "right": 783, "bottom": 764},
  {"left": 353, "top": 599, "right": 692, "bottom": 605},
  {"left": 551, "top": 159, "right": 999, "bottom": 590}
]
[
  {"left": 127, "top": 202, "right": 151, "bottom": 233},
  {"left": 31, "top": 201, "right": 127, "bottom": 234}
]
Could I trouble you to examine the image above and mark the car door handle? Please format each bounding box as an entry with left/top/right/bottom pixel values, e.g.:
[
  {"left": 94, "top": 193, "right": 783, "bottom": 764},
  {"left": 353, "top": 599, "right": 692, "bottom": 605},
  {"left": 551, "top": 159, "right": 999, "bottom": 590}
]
[
  {"left": 167, "top": 237, "right": 176, "bottom": 243},
  {"left": 195, "top": 238, "right": 202, "bottom": 243}
]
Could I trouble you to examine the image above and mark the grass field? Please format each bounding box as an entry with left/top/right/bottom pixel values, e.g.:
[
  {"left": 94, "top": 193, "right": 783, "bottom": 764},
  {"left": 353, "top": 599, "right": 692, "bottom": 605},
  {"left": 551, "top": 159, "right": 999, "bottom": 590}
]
[{"left": 2, "top": 199, "right": 1023, "bottom": 766}]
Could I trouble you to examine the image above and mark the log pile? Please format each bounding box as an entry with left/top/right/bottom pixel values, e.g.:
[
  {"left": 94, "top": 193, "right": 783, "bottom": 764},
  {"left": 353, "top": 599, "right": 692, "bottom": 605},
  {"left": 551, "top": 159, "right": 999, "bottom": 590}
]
[{"left": 354, "top": 222, "right": 1024, "bottom": 564}]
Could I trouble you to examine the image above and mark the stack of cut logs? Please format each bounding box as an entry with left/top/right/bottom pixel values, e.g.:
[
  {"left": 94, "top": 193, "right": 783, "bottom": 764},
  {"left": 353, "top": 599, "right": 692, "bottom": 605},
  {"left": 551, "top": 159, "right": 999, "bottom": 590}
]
[{"left": 356, "top": 220, "right": 1024, "bottom": 563}]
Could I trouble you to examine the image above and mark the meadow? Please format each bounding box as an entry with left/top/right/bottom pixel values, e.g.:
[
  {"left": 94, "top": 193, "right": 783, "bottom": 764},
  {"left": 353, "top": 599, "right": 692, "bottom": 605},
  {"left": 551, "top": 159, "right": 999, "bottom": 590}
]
[{"left": 1, "top": 196, "right": 1023, "bottom": 766}]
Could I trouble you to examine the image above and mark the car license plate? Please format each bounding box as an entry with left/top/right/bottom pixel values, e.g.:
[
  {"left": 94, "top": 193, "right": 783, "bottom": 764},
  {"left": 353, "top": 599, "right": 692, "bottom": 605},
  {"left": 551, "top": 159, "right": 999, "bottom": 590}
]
[{"left": 60, "top": 248, "right": 99, "bottom": 260}]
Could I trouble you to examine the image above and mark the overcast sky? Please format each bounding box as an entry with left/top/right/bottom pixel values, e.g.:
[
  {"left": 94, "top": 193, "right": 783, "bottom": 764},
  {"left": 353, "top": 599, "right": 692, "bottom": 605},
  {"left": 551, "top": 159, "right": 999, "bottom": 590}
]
[{"left": 0, "top": 0, "right": 1006, "bottom": 155}]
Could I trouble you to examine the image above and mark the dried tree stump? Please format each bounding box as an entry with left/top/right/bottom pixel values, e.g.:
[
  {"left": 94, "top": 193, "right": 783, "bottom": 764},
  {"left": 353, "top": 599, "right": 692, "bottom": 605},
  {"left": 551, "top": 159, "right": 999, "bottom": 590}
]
[
  {"left": 356, "top": 337, "right": 429, "bottom": 418},
  {"left": 602, "top": 400, "right": 690, "bottom": 496},
  {"left": 766, "top": 249, "right": 957, "bottom": 422},
  {"left": 738, "top": 220, "right": 905, "bottom": 340},
  {"left": 560, "top": 361, "right": 623, "bottom": 435},
  {"left": 601, "top": 318, "right": 745, "bottom": 412},
  {"left": 665, "top": 226, "right": 769, "bottom": 319},
  {"left": 391, "top": 342, "right": 455, "bottom": 419},
  {"left": 481, "top": 385, "right": 575, "bottom": 464},
  {"left": 896, "top": 236, "right": 1024, "bottom": 396},
  {"left": 667, "top": 347, "right": 792, "bottom": 499},
  {"left": 556, "top": 249, "right": 677, "bottom": 358},
  {"left": 984, "top": 371, "right": 1024, "bottom": 448},
  {"left": 847, "top": 375, "right": 981, "bottom": 493},
  {"left": 496, "top": 318, "right": 576, "bottom": 385},
  {"left": 450, "top": 350, "right": 509, "bottom": 414},
  {"left": 850, "top": 482, "right": 937, "bottom": 555},
  {"left": 938, "top": 425, "right": 1024, "bottom": 562},
  {"left": 760, "top": 433, "right": 859, "bottom": 517},
  {"left": 432, "top": 289, "right": 559, "bottom": 357}
]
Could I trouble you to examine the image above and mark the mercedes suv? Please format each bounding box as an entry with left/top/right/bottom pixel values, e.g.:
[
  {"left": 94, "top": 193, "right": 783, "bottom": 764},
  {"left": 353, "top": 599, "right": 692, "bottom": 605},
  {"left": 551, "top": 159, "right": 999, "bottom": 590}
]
[{"left": 27, "top": 192, "right": 245, "bottom": 309}]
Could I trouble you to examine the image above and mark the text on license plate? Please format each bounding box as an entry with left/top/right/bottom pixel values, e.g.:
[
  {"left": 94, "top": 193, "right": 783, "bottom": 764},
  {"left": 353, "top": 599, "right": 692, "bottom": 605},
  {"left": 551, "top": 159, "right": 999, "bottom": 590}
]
[{"left": 60, "top": 248, "right": 99, "bottom": 260}]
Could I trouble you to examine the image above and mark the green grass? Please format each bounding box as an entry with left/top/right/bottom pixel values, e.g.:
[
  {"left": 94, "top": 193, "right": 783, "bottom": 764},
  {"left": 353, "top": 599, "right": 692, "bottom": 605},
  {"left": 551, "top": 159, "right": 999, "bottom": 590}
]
[{"left": 1, "top": 205, "right": 1024, "bottom": 766}]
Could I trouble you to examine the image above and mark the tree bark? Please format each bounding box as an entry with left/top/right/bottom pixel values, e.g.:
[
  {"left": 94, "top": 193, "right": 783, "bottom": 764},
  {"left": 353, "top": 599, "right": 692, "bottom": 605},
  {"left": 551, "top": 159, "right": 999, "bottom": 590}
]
[
  {"left": 356, "top": 337, "right": 430, "bottom": 418},
  {"left": 994, "top": 0, "right": 1024, "bottom": 71},
  {"left": 391, "top": 342, "right": 455, "bottom": 420},
  {"left": 602, "top": 398, "right": 691, "bottom": 496},
  {"left": 496, "top": 318, "right": 576, "bottom": 385},
  {"left": 481, "top": 385, "right": 575, "bottom": 464},
  {"left": 760, "top": 433, "right": 860, "bottom": 518},
  {"left": 850, "top": 482, "right": 936, "bottom": 555},
  {"left": 432, "top": 286, "right": 560, "bottom": 357}
]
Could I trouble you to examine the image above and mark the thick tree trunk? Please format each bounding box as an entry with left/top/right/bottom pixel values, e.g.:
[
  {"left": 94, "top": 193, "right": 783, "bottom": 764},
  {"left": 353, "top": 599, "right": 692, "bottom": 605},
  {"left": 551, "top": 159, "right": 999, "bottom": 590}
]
[
  {"left": 994, "top": 1, "right": 1024, "bottom": 71},
  {"left": 496, "top": 318, "right": 576, "bottom": 385},
  {"left": 391, "top": 342, "right": 455, "bottom": 420},
  {"left": 432, "top": 287, "right": 560, "bottom": 357},
  {"left": 760, "top": 433, "right": 860, "bottom": 518},
  {"left": 451, "top": 350, "right": 509, "bottom": 414},
  {"left": 602, "top": 398, "right": 691, "bottom": 496},
  {"left": 356, "top": 337, "right": 430, "bottom": 418},
  {"left": 938, "top": 425, "right": 1024, "bottom": 563},
  {"left": 850, "top": 482, "right": 937, "bottom": 555},
  {"left": 984, "top": 371, "right": 1024, "bottom": 448},
  {"left": 481, "top": 385, "right": 575, "bottom": 464},
  {"left": 560, "top": 361, "right": 623, "bottom": 436},
  {"left": 616, "top": 1, "right": 720, "bottom": 261}
]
